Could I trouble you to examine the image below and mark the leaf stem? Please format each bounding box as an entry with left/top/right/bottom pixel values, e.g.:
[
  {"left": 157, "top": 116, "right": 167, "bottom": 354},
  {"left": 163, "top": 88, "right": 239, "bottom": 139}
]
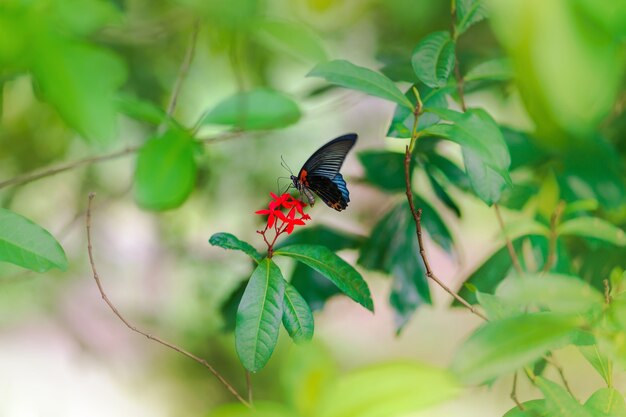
[
  {"left": 543, "top": 200, "right": 565, "bottom": 272},
  {"left": 86, "top": 193, "right": 250, "bottom": 407},
  {"left": 449, "top": 0, "right": 466, "bottom": 111},
  {"left": 246, "top": 370, "right": 254, "bottom": 406},
  {"left": 510, "top": 372, "right": 525, "bottom": 410},
  {"left": 164, "top": 20, "right": 200, "bottom": 121},
  {"left": 494, "top": 203, "right": 524, "bottom": 276}
]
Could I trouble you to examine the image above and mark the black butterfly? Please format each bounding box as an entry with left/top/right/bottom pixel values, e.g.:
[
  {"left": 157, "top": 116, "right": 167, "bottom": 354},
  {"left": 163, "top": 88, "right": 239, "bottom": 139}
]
[{"left": 290, "top": 133, "right": 357, "bottom": 211}]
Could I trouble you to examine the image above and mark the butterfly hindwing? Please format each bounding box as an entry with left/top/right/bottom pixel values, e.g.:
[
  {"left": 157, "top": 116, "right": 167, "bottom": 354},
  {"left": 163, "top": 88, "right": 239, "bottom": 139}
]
[{"left": 306, "top": 175, "right": 348, "bottom": 211}]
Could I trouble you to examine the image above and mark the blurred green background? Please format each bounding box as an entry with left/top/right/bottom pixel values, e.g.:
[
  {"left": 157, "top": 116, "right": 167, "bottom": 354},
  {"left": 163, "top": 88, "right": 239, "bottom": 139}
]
[{"left": 1, "top": 0, "right": 625, "bottom": 416}]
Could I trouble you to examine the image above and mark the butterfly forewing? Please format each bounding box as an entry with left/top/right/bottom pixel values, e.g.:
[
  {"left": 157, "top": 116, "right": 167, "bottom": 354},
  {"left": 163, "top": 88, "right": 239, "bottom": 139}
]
[
  {"left": 298, "top": 133, "right": 357, "bottom": 179},
  {"left": 294, "top": 133, "right": 357, "bottom": 211}
]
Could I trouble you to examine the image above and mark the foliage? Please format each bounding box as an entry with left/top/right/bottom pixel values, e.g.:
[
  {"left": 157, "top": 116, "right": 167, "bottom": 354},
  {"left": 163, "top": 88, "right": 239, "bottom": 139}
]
[{"left": 2, "top": 0, "right": 626, "bottom": 415}]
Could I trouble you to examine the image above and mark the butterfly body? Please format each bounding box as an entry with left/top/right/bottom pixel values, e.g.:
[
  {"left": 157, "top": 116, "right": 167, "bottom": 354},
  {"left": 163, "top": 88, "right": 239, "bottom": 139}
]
[{"left": 290, "top": 133, "right": 357, "bottom": 211}]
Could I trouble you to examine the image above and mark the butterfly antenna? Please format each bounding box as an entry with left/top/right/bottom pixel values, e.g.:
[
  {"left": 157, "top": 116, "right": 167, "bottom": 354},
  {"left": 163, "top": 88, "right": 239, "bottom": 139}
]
[
  {"left": 280, "top": 155, "right": 294, "bottom": 175},
  {"left": 276, "top": 176, "right": 293, "bottom": 195}
]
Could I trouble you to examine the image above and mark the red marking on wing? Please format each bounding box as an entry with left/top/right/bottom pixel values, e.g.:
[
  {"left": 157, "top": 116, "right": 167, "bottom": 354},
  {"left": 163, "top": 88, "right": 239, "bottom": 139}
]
[{"left": 299, "top": 169, "right": 309, "bottom": 186}]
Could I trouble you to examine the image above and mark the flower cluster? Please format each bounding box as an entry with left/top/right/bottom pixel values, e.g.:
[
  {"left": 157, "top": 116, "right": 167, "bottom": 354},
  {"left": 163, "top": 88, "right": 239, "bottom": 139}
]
[{"left": 256, "top": 193, "right": 311, "bottom": 256}]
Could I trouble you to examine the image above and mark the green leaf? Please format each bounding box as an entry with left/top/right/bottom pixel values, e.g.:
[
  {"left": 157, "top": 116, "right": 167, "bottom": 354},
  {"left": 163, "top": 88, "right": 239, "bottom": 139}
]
[
  {"left": 254, "top": 20, "right": 327, "bottom": 63},
  {"left": 358, "top": 202, "right": 431, "bottom": 331},
  {"left": 464, "top": 58, "right": 513, "bottom": 82},
  {"left": 422, "top": 108, "right": 511, "bottom": 204},
  {"left": 0, "top": 208, "right": 68, "bottom": 272},
  {"left": 280, "top": 343, "right": 337, "bottom": 416},
  {"left": 584, "top": 388, "right": 626, "bottom": 417},
  {"left": 308, "top": 60, "right": 413, "bottom": 109},
  {"left": 275, "top": 244, "right": 374, "bottom": 312},
  {"left": 495, "top": 273, "right": 604, "bottom": 315},
  {"left": 426, "top": 170, "right": 461, "bottom": 217},
  {"left": 387, "top": 84, "right": 449, "bottom": 138},
  {"left": 278, "top": 225, "right": 364, "bottom": 252},
  {"left": 457, "top": 241, "right": 522, "bottom": 305},
  {"left": 503, "top": 400, "right": 548, "bottom": 417},
  {"left": 426, "top": 153, "right": 471, "bottom": 192},
  {"left": 579, "top": 346, "right": 613, "bottom": 387},
  {"left": 202, "top": 88, "right": 301, "bottom": 130},
  {"left": 488, "top": 0, "right": 625, "bottom": 140},
  {"left": 280, "top": 226, "right": 364, "bottom": 312},
  {"left": 282, "top": 282, "right": 314, "bottom": 344},
  {"left": 115, "top": 93, "right": 167, "bottom": 125},
  {"left": 315, "top": 362, "right": 460, "bottom": 417},
  {"left": 33, "top": 38, "right": 126, "bottom": 142},
  {"left": 502, "top": 127, "right": 548, "bottom": 171},
  {"left": 411, "top": 31, "right": 456, "bottom": 88},
  {"left": 236, "top": 258, "right": 285, "bottom": 372},
  {"left": 208, "top": 401, "right": 295, "bottom": 417},
  {"left": 476, "top": 291, "right": 518, "bottom": 320},
  {"left": 500, "top": 219, "right": 550, "bottom": 241},
  {"left": 135, "top": 129, "right": 197, "bottom": 210},
  {"left": 290, "top": 262, "right": 341, "bottom": 311},
  {"left": 415, "top": 195, "right": 454, "bottom": 253},
  {"left": 455, "top": 0, "right": 488, "bottom": 36},
  {"left": 358, "top": 150, "right": 406, "bottom": 193},
  {"left": 537, "top": 377, "right": 594, "bottom": 417},
  {"left": 462, "top": 148, "right": 508, "bottom": 205},
  {"left": 451, "top": 313, "right": 581, "bottom": 384},
  {"left": 209, "top": 232, "right": 262, "bottom": 262},
  {"left": 558, "top": 217, "right": 626, "bottom": 247}
]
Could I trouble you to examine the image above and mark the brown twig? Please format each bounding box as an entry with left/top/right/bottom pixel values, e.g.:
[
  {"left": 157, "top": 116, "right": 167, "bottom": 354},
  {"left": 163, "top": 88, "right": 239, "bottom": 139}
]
[
  {"left": 450, "top": 0, "right": 467, "bottom": 112},
  {"left": 510, "top": 372, "right": 525, "bottom": 410},
  {"left": 0, "top": 131, "right": 243, "bottom": 191},
  {"left": 604, "top": 279, "right": 611, "bottom": 305},
  {"left": 544, "top": 353, "right": 575, "bottom": 399},
  {"left": 404, "top": 146, "right": 487, "bottom": 321},
  {"left": 0, "top": 147, "right": 138, "bottom": 190},
  {"left": 85, "top": 193, "right": 250, "bottom": 407},
  {"left": 165, "top": 20, "right": 200, "bottom": 119},
  {"left": 543, "top": 201, "right": 565, "bottom": 272},
  {"left": 494, "top": 203, "right": 524, "bottom": 275}
]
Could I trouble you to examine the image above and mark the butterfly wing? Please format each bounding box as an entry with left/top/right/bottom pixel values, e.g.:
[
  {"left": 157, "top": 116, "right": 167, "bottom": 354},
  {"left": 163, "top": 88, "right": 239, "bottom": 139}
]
[
  {"left": 306, "top": 174, "right": 349, "bottom": 211},
  {"left": 296, "top": 134, "right": 357, "bottom": 211},
  {"left": 297, "top": 133, "right": 357, "bottom": 180}
]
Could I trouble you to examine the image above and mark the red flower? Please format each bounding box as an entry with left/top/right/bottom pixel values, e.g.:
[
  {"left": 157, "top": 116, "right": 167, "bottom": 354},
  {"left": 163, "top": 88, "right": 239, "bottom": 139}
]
[{"left": 255, "top": 193, "right": 311, "bottom": 254}]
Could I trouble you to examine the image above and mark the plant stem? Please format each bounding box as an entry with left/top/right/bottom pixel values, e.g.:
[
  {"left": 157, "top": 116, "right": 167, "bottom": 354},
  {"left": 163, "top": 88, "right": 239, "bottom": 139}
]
[
  {"left": 510, "top": 372, "right": 525, "bottom": 410},
  {"left": 543, "top": 200, "right": 565, "bottom": 272},
  {"left": 164, "top": 20, "right": 200, "bottom": 120},
  {"left": 404, "top": 147, "right": 488, "bottom": 321},
  {"left": 494, "top": 203, "right": 524, "bottom": 276},
  {"left": 246, "top": 371, "right": 254, "bottom": 406},
  {"left": 0, "top": 131, "right": 243, "bottom": 191},
  {"left": 86, "top": 193, "right": 250, "bottom": 407}
]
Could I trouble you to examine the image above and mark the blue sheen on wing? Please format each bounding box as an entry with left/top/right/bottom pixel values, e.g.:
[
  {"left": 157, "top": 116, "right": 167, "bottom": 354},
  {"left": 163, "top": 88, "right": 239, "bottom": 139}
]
[{"left": 332, "top": 173, "right": 350, "bottom": 202}]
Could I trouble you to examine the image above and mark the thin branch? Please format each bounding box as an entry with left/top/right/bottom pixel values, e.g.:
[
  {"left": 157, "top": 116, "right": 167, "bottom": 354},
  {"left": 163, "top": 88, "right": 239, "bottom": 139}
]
[
  {"left": 510, "top": 372, "right": 525, "bottom": 410},
  {"left": 544, "top": 353, "right": 576, "bottom": 399},
  {"left": 0, "top": 147, "right": 138, "bottom": 190},
  {"left": 543, "top": 201, "right": 565, "bottom": 272},
  {"left": 165, "top": 20, "right": 201, "bottom": 119},
  {"left": 450, "top": 0, "right": 467, "bottom": 112},
  {"left": 0, "top": 131, "right": 243, "bottom": 191},
  {"left": 494, "top": 203, "right": 524, "bottom": 275},
  {"left": 404, "top": 146, "right": 487, "bottom": 321},
  {"left": 604, "top": 279, "right": 611, "bottom": 306},
  {"left": 86, "top": 193, "right": 250, "bottom": 407}
]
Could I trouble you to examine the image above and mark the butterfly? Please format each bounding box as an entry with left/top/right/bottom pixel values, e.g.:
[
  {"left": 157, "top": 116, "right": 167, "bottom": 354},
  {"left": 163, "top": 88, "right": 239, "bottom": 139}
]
[{"left": 290, "top": 133, "right": 357, "bottom": 211}]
